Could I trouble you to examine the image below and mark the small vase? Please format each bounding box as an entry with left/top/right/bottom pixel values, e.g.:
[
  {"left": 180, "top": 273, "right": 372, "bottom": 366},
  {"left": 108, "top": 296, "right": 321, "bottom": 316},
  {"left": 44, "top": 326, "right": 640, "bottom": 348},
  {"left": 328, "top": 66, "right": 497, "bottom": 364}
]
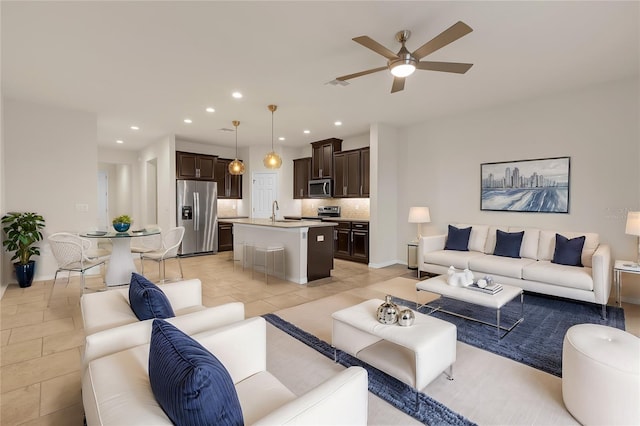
[{"left": 376, "top": 295, "right": 399, "bottom": 325}]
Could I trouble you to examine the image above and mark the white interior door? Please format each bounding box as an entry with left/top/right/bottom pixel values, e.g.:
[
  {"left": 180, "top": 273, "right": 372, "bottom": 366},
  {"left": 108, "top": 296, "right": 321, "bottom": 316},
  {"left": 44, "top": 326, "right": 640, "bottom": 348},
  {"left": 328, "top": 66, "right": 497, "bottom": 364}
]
[
  {"left": 97, "top": 171, "right": 109, "bottom": 230},
  {"left": 251, "top": 172, "right": 278, "bottom": 219}
]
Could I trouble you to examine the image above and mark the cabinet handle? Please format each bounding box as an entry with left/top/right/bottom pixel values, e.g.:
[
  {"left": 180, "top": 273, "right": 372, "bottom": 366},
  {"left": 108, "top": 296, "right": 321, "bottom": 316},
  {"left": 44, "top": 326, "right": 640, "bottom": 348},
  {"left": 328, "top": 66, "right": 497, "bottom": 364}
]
[
  {"left": 300, "top": 189, "right": 303, "bottom": 197},
  {"left": 351, "top": 232, "right": 353, "bottom": 242},
  {"left": 343, "top": 185, "right": 347, "bottom": 195},
  {"left": 360, "top": 185, "right": 363, "bottom": 194},
  {"left": 196, "top": 168, "right": 200, "bottom": 178},
  {"left": 319, "top": 168, "right": 323, "bottom": 176},
  {"left": 334, "top": 230, "right": 337, "bottom": 240}
]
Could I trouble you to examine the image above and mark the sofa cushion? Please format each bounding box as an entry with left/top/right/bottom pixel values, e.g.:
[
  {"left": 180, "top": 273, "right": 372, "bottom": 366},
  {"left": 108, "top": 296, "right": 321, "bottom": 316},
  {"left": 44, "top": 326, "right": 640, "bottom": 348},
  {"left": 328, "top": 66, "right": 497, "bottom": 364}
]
[
  {"left": 469, "top": 255, "right": 535, "bottom": 279},
  {"left": 456, "top": 224, "right": 489, "bottom": 253},
  {"left": 523, "top": 261, "right": 593, "bottom": 291},
  {"left": 129, "top": 273, "right": 175, "bottom": 321},
  {"left": 484, "top": 226, "right": 509, "bottom": 254},
  {"left": 149, "top": 320, "right": 243, "bottom": 426},
  {"left": 493, "top": 230, "right": 524, "bottom": 258},
  {"left": 552, "top": 234, "right": 586, "bottom": 267},
  {"left": 235, "top": 371, "right": 296, "bottom": 425},
  {"left": 508, "top": 227, "right": 540, "bottom": 260},
  {"left": 538, "top": 231, "right": 599, "bottom": 267},
  {"left": 423, "top": 250, "right": 485, "bottom": 270},
  {"left": 444, "top": 225, "right": 471, "bottom": 251}
]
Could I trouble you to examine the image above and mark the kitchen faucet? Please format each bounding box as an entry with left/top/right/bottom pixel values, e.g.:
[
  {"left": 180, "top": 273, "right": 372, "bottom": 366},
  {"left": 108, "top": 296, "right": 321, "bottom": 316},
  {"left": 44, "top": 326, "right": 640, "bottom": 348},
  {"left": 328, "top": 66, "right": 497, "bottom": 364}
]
[{"left": 271, "top": 200, "right": 279, "bottom": 222}]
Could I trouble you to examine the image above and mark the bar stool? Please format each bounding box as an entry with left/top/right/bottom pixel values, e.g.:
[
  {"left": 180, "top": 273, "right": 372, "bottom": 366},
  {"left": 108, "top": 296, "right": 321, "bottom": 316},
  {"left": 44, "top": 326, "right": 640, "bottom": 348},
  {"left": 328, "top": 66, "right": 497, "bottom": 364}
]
[
  {"left": 242, "top": 242, "right": 254, "bottom": 272},
  {"left": 253, "top": 244, "right": 285, "bottom": 283}
]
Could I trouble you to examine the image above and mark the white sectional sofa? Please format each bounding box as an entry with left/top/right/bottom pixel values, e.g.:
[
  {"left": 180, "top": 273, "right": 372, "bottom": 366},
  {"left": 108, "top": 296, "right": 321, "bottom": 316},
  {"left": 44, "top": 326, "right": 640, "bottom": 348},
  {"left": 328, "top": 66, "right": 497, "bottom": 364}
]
[
  {"left": 82, "top": 317, "right": 369, "bottom": 425},
  {"left": 418, "top": 224, "right": 612, "bottom": 317}
]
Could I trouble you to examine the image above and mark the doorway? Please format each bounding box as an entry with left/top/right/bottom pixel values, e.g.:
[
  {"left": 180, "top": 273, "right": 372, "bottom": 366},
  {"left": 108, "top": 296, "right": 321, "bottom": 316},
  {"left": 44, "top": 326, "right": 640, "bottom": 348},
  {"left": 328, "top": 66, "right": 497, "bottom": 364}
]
[{"left": 251, "top": 172, "right": 278, "bottom": 219}]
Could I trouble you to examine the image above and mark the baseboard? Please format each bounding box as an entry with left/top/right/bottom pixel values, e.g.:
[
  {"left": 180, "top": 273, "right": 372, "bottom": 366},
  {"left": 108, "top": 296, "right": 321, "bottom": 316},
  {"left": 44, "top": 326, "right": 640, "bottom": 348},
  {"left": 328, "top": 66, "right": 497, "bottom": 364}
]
[
  {"left": 621, "top": 296, "right": 640, "bottom": 305},
  {"left": 368, "top": 260, "right": 403, "bottom": 269}
]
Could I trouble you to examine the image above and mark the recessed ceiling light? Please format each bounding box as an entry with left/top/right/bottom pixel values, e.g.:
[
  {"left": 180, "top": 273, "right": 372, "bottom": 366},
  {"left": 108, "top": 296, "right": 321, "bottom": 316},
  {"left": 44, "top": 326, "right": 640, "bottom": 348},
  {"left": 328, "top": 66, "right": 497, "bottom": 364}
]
[
  {"left": 130, "top": 125, "right": 139, "bottom": 130},
  {"left": 278, "top": 137, "right": 285, "bottom": 141},
  {"left": 334, "top": 121, "right": 342, "bottom": 126},
  {"left": 184, "top": 118, "right": 193, "bottom": 124},
  {"left": 303, "top": 130, "right": 310, "bottom": 134},
  {"left": 205, "top": 107, "right": 215, "bottom": 113},
  {"left": 116, "top": 139, "right": 124, "bottom": 144},
  {"left": 232, "top": 91, "right": 243, "bottom": 99}
]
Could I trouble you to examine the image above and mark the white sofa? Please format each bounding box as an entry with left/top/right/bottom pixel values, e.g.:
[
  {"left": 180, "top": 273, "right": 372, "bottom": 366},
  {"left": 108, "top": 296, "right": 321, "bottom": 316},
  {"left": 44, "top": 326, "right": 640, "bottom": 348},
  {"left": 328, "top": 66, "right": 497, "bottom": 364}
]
[
  {"left": 81, "top": 278, "right": 245, "bottom": 366},
  {"left": 418, "top": 224, "right": 611, "bottom": 317},
  {"left": 82, "top": 317, "right": 369, "bottom": 425}
]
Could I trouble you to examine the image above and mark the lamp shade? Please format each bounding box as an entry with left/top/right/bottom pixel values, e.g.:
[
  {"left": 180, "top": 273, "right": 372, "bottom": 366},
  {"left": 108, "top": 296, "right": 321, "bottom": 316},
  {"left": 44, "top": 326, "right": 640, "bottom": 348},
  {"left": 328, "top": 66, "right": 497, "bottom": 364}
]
[
  {"left": 626, "top": 211, "right": 640, "bottom": 236},
  {"left": 408, "top": 207, "right": 431, "bottom": 223}
]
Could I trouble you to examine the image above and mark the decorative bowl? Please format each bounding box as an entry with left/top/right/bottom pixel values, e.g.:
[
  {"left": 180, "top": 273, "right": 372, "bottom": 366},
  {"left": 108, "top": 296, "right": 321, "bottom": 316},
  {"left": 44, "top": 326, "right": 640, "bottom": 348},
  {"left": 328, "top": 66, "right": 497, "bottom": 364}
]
[{"left": 113, "top": 222, "right": 130, "bottom": 232}]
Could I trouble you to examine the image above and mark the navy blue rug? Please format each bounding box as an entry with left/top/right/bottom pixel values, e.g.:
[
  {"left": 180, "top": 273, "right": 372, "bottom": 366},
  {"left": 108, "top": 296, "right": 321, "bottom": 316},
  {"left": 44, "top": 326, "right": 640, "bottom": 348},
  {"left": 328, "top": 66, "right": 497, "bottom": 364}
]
[
  {"left": 264, "top": 313, "right": 476, "bottom": 426},
  {"left": 399, "top": 292, "right": 625, "bottom": 377}
]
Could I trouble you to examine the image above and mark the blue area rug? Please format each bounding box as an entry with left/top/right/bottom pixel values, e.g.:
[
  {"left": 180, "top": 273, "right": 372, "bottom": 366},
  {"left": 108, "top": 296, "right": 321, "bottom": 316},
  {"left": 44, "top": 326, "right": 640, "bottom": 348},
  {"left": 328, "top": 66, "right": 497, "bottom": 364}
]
[
  {"left": 263, "top": 313, "right": 476, "bottom": 426},
  {"left": 399, "top": 292, "right": 625, "bottom": 377}
]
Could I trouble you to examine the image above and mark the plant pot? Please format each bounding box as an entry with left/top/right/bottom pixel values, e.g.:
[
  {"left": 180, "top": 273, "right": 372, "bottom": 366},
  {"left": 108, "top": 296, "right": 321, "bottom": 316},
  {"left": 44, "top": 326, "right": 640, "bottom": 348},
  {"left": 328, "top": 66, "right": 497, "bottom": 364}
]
[
  {"left": 113, "top": 222, "right": 130, "bottom": 232},
  {"left": 14, "top": 261, "right": 36, "bottom": 288}
]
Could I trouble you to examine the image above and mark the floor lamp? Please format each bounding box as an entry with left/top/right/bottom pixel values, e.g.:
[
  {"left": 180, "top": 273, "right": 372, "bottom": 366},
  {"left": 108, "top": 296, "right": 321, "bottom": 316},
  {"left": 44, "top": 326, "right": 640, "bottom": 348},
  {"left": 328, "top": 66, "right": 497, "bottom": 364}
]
[
  {"left": 408, "top": 207, "right": 431, "bottom": 242},
  {"left": 625, "top": 211, "right": 640, "bottom": 266}
]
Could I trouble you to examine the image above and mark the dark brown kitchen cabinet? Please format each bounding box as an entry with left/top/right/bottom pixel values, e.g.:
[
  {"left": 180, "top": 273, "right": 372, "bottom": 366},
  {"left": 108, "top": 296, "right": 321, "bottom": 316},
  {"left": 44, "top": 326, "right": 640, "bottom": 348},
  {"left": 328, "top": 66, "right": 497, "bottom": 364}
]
[
  {"left": 293, "top": 157, "right": 311, "bottom": 199},
  {"left": 333, "top": 149, "right": 362, "bottom": 198},
  {"left": 176, "top": 151, "right": 215, "bottom": 180},
  {"left": 333, "top": 147, "right": 370, "bottom": 198},
  {"left": 311, "top": 138, "right": 342, "bottom": 179},
  {"left": 213, "top": 158, "right": 242, "bottom": 199},
  {"left": 218, "top": 221, "right": 233, "bottom": 252},
  {"left": 333, "top": 220, "right": 369, "bottom": 263},
  {"left": 360, "top": 147, "right": 370, "bottom": 197}
]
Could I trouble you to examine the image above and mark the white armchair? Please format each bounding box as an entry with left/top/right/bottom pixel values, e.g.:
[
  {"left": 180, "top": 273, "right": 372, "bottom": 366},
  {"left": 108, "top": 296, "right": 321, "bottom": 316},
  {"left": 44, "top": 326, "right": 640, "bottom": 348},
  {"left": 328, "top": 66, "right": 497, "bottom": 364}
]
[{"left": 82, "top": 317, "right": 369, "bottom": 425}]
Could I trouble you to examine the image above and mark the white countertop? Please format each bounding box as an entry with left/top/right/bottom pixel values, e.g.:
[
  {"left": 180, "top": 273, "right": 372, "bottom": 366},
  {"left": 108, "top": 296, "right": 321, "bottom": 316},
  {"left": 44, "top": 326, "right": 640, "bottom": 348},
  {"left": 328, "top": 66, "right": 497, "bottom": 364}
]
[{"left": 225, "top": 218, "right": 338, "bottom": 228}]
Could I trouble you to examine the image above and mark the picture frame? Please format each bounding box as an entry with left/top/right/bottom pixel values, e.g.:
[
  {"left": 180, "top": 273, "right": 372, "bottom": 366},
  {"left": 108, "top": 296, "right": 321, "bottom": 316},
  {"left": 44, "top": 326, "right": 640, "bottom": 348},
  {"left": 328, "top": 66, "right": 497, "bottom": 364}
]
[{"left": 480, "top": 157, "right": 570, "bottom": 213}]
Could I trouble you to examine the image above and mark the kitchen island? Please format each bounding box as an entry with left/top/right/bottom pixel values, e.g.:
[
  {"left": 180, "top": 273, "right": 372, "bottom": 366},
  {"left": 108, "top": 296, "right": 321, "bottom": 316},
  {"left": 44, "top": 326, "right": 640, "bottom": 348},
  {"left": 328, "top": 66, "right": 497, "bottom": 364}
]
[{"left": 226, "top": 219, "right": 337, "bottom": 284}]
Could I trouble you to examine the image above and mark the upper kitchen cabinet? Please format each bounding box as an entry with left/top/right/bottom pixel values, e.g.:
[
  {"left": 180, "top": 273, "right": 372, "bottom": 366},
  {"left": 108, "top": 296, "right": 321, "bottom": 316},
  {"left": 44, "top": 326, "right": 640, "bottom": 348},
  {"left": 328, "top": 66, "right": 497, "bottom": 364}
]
[
  {"left": 176, "top": 151, "right": 215, "bottom": 180},
  {"left": 293, "top": 157, "right": 311, "bottom": 199},
  {"left": 333, "top": 147, "right": 370, "bottom": 198},
  {"left": 214, "top": 158, "right": 242, "bottom": 199},
  {"left": 311, "top": 138, "right": 342, "bottom": 179}
]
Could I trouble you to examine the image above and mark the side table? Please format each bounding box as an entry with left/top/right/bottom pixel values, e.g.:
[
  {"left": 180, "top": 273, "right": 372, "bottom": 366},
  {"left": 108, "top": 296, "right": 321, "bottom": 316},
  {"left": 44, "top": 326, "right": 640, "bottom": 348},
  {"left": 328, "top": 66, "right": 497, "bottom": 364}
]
[
  {"left": 407, "top": 242, "right": 418, "bottom": 277},
  {"left": 613, "top": 260, "right": 640, "bottom": 307}
]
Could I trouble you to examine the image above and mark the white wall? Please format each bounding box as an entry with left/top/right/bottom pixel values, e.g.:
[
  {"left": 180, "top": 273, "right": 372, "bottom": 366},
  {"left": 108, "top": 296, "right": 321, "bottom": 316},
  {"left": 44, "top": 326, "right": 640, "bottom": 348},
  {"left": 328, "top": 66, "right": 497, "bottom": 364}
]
[
  {"left": 0, "top": 97, "right": 5, "bottom": 296},
  {"left": 401, "top": 77, "right": 640, "bottom": 300},
  {"left": 3, "top": 99, "right": 98, "bottom": 282},
  {"left": 139, "top": 135, "right": 176, "bottom": 233}
]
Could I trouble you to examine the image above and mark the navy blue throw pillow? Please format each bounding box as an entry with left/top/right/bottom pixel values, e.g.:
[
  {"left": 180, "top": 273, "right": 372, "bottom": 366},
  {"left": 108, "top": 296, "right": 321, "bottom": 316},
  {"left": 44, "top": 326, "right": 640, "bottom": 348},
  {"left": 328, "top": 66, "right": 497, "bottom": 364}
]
[
  {"left": 444, "top": 225, "right": 472, "bottom": 251},
  {"left": 493, "top": 230, "right": 524, "bottom": 258},
  {"left": 149, "top": 320, "right": 244, "bottom": 426},
  {"left": 128, "top": 273, "right": 175, "bottom": 321},
  {"left": 552, "top": 234, "right": 585, "bottom": 267}
]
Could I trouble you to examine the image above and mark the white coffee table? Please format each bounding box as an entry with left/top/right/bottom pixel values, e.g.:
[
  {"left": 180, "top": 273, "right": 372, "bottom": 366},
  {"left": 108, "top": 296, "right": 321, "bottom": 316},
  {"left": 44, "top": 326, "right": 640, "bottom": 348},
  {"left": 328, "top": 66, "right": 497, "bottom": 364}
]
[
  {"left": 416, "top": 275, "right": 524, "bottom": 339},
  {"left": 331, "top": 299, "right": 456, "bottom": 403}
]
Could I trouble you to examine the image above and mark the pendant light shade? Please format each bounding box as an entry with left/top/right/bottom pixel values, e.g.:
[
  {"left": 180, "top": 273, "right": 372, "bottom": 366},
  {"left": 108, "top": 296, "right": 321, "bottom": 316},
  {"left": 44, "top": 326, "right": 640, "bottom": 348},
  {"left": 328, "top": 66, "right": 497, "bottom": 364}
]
[
  {"left": 229, "top": 120, "right": 245, "bottom": 175},
  {"left": 263, "top": 104, "right": 282, "bottom": 169}
]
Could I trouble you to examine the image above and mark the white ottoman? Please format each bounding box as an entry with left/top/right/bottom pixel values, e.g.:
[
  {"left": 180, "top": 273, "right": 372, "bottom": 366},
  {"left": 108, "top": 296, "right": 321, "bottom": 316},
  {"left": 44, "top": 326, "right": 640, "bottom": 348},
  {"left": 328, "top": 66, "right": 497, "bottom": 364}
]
[{"left": 562, "top": 324, "right": 640, "bottom": 426}]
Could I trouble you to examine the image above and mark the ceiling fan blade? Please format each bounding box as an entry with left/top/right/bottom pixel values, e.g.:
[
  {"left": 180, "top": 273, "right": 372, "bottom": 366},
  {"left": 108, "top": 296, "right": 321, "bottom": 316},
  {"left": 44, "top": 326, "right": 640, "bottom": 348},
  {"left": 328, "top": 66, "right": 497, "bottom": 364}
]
[
  {"left": 391, "top": 77, "right": 405, "bottom": 93},
  {"left": 353, "top": 36, "right": 398, "bottom": 60},
  {"left": 336, "top": 66, "right": 387, "bottom": 81},
  {"left": 417, "top": 61, "right": 473, "bottom": 74},
  {"left": 412, "top": 21, "right": 473, "bottom": 60}
]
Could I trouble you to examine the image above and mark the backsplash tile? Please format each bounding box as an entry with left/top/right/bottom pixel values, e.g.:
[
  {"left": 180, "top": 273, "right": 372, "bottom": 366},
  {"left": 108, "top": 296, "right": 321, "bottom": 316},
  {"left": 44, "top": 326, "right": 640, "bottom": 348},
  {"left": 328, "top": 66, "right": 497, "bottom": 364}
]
[{"left": 301, "top": 198, "right": 370, "bottom": 219}]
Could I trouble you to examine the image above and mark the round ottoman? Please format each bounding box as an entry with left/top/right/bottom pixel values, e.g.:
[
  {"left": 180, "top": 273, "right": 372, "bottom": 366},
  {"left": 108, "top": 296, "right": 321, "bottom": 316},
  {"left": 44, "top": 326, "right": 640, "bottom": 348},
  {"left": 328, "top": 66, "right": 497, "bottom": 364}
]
[{"left": 562, "top": 324, "right": 640, "bottom": 425}]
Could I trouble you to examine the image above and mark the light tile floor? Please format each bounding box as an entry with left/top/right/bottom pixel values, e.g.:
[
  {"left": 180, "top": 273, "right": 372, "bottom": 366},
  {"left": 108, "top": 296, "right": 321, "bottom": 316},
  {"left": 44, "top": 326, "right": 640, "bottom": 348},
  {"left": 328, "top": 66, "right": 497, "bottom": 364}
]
[{"left": 1, "top": 252, "right": 638, "bottom": 425}]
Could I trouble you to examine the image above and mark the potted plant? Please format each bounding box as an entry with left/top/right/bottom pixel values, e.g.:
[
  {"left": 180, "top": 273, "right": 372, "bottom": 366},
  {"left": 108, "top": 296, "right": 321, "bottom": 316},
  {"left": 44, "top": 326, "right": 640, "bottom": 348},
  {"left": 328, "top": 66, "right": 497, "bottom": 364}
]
[
  {"left": 112, "top": 215, "right": 132, "bottom": 232},
  {"left": 1, "top": 212, "right": 46, "bottom": 288}
]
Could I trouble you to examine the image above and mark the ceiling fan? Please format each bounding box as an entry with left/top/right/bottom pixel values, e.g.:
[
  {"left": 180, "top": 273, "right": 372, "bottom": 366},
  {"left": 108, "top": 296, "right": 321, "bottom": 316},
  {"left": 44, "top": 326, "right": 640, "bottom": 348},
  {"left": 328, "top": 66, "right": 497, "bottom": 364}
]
[{"left": 336, "top": 21, "right": 473, "bottom": 93}]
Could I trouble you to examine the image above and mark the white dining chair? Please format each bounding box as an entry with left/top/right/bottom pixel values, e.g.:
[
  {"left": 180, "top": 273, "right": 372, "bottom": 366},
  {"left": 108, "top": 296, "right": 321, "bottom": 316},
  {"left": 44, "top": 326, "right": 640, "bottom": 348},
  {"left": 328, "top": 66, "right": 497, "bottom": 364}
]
[
  {"left": 48, "top": 232, "right": 109, "bottom": 304},
  {"left": 130, "top": 224, "right": 163, "bottom": 256},
  {"left": 140, "top": 226, "right": 185, "bottom": 283}
]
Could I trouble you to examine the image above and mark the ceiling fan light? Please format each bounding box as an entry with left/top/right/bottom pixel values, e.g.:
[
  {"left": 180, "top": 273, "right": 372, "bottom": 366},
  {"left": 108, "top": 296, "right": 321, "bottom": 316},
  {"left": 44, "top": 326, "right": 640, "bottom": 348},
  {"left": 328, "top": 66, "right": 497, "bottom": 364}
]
[
  {"left": 263, "top": 152, "right": 282, "bottom": 169},
  {"left": 390, "top": 63, "right": 416, "bottom": 78},
  {"left": 228, "top": 159, "right": 245, "bottom": 175}
]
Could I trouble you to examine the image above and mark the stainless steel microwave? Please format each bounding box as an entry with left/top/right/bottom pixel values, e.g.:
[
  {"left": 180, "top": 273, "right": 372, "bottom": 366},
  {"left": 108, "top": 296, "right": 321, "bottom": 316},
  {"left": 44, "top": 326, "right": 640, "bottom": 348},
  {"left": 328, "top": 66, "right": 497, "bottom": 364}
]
[{"left": 308, "top": 179, "right": 332, "bottom": 198}]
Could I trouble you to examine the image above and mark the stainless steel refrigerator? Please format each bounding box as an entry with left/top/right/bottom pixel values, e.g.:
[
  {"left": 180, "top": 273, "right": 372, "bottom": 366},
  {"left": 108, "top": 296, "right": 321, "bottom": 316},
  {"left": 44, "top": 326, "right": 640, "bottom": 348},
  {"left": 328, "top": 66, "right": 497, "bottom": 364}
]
[{"left": 176, "top": 180, "right": 218, "bottom": 255}]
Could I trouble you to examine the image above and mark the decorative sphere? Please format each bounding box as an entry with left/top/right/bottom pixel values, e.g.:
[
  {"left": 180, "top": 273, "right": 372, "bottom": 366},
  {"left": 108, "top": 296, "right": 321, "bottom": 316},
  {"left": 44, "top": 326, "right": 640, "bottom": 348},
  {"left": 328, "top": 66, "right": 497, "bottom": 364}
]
[{"left": 398, "top": 309, "right": 415, "bottom": 327}]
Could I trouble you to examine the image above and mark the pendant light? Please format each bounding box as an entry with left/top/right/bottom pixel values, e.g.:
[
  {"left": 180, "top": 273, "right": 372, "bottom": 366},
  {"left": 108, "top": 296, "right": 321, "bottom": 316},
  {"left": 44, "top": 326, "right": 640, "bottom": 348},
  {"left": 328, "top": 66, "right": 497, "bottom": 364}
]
[
  {"left": 263, "top": 104, "right": 282, "bottom": 169},
  {"left": 228, "top": 120, "right": 245, "bottom": 175}
]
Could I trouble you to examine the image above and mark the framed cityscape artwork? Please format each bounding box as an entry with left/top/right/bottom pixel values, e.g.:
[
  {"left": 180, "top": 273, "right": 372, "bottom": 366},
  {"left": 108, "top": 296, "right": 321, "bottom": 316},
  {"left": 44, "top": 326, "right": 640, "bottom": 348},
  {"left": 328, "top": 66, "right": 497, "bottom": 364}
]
[{"left": 480, "top": 157, "right": 570, "bottom": 213}]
